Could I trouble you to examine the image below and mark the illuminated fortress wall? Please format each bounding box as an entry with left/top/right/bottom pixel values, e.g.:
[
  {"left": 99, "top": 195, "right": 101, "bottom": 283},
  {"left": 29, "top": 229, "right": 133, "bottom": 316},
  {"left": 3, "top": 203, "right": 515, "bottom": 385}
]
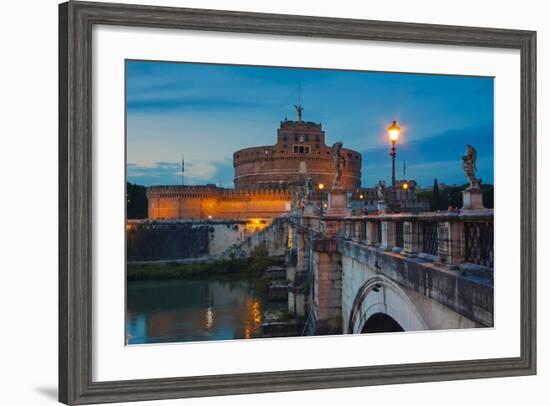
[{"left": 146, "top": 185, "right": 293, "bottom": 220}]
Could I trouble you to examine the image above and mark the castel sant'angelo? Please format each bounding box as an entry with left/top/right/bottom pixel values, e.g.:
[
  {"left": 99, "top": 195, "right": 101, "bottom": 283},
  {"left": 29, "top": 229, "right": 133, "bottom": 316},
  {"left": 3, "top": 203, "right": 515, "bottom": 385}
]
[{"left": 146, "top": 106, "right": 362, "bottom": 220}]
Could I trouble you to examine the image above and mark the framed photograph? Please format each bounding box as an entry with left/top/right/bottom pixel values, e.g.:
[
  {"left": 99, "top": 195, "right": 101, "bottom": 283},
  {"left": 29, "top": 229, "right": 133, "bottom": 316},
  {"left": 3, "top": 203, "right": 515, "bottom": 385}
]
[{"left": 59, "top": 1, "right": 536, "bottom": 404}]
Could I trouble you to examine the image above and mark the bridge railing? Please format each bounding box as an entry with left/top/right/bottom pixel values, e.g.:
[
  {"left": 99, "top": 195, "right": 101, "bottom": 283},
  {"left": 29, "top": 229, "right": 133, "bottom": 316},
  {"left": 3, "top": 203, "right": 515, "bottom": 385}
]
[{"left": 341, "top": 209, "right": 494, "bottom": 269}]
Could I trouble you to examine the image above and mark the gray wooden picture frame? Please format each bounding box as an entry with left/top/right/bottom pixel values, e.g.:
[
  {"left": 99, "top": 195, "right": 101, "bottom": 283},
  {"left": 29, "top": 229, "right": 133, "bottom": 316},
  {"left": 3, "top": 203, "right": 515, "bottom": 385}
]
[{"left": 59, "top": 1, "right": 537, "bottom": 404}]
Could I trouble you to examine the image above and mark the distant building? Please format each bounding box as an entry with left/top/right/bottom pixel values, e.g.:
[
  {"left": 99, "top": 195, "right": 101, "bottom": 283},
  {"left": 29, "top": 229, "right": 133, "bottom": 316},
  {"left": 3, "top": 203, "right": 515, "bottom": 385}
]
[
  {"left": 233, "top": 117, "right": 361, "bottom": 191},
  {"left": 146, "top": 184, "right": 293, "bottom": 220},
  {"left": 145, "top": 107, "right": 427, "bottom": 220},
  {"left": 350, "top": 180, "right": 429, "bottom": 214}
]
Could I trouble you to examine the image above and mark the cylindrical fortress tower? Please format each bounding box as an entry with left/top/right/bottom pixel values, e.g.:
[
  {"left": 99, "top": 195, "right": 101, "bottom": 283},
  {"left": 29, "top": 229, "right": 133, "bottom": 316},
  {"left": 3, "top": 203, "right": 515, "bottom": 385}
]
[{"left": 233, "top": 118, "right": 362, "bottom": 191}]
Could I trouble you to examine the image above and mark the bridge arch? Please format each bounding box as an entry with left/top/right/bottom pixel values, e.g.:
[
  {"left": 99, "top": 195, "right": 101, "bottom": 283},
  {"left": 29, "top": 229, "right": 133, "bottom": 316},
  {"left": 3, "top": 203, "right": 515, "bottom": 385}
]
[
  {"left": 347, "top": 275, "right": 428, "bottom": 334},
  {"left": 361, "top": 313, "right": 404, "bottom": 333}
]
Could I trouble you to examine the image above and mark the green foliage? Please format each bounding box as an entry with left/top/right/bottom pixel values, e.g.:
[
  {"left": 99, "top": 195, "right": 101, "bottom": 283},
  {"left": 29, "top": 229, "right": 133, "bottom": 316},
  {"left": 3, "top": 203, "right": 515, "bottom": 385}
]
[
  {"left": 421, "top": 182, "right": 494, "bottom": 210},
  {"left": 127, "top": 254, "right": 284, "bottom": 281},
  {"left": 430, "top": 178, "right": 440, "bottom": 211},
  {"left": 481, "top": 184, "right": 494, "bottom": 208},
  {"left": 250, "top": 243, "right": 268, "bottom": 259},
  {"left": 127, "top": 182, "right": 148, "bottom": 219},
  {"left": 273, "top": 308, "right": 291, "bottom": 322},
  {"left": 248, "top": 256, "right": 279, "bottom": 274}
]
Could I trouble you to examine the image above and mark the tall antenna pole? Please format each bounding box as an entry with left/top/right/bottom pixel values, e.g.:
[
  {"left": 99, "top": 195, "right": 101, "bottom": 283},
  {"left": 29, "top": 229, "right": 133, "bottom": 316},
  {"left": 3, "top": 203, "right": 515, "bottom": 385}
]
[
  {"left": 403, "top": 161, "right": 406, "bottom": 179},
  {"left": 181, "top": 154, "right": 189, "bottom": 186}
]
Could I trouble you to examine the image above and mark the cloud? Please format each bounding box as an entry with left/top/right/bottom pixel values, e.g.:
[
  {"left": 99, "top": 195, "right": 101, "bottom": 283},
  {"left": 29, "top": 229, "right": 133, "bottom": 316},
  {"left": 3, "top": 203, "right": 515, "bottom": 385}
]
[
  {"left": 127, "top": 158, "right": 235, "bottom": 187},
  {"left": 125, "top": 61, "right": 494, "bottom": 189}
]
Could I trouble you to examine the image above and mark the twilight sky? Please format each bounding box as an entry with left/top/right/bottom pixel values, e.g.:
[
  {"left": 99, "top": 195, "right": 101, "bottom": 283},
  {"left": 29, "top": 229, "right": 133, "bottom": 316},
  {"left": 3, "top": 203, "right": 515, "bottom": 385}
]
[{"left": 126, "top": 60, "right": 494, "bottom": 188}]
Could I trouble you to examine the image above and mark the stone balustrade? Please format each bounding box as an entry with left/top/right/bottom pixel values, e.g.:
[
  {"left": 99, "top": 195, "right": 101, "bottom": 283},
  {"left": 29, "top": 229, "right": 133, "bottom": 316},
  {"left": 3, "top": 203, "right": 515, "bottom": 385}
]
[
  {"left": 339, "top": 209, "right": 494, "bottom": 269},
  {"left": 286, "top": 205, "right": 494, "bottom": 333}
]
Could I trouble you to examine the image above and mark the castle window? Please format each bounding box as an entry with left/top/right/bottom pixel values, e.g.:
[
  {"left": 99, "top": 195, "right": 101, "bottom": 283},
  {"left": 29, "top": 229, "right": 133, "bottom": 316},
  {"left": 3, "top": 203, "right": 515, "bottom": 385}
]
[
  {"left": 305, "top": 135, "right": 309, "bottom": 141},
  {"left": 293, "top": 145, "right": 310, "bottom": 154}
]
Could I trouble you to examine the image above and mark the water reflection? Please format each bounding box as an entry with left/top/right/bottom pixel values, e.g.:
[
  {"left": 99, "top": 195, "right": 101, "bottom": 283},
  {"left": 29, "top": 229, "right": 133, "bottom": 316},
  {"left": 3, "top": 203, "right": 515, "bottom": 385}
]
[
  {"left": 205, "top": 307, "right": 214, "bottom": 331},
  {"left": 126, "top": 276, "right": 283, "bottom": 344}
]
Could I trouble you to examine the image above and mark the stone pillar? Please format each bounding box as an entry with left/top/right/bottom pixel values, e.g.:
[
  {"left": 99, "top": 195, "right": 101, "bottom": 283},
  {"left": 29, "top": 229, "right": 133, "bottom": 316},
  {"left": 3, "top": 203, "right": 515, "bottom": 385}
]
[
  {"left": 354, "top": 220, "right": 363, "bottom": 242},
  {"left": 288, "top": 213, "right": 311, "bottom": 318},
  {"left": 403, "top": 220, "right": 423, "bottom": 256},
  {"left": 343, "top": 220, "right": 350, "bottom": 239},
  {"left": 348, "top": 220, "right": 356, "bottom": 240},
  {"left": 304, "top": 202, "right": 314, "bottom": 216},
  {"left": 327, "top": 189, "right": 351, "bottom": 216},
  {"left": 366, "top": 220, "right": 379, "bottom": 246},
  {"left": 288, "top": 272, "right": 308, "bottom": 317},
  {"left": 322, "top": 218, "right": 343, "bottom": 239},
  {"left": 380, "top": 220, "right": 397, "bottom": 251},
  {"left": 358, "top": 219, "right": 367, "bottom": 242},
  {"left": 295, "top": 221, "right": 309, "bottom": 273},
  {"left": 312, "top": 238, "right": 342, "bottom": 335},
  {"left": 462, "top": 188, "right": 484, "bottom": 209},
  {"left": 437, "top": 220, "right": 465, "bottom": 266}
]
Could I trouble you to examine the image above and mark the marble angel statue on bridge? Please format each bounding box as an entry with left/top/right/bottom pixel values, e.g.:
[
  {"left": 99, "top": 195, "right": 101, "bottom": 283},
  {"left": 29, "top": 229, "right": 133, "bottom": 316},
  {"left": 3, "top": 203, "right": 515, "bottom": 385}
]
[
  {"left": 305, "top": 176, "right": 314, "bottom": 202},
  {"left": 377, "top": 180, "right": 386, "bottom": 202},
  {"left": 462, "top": 144, "right": 481, "bottom": 189},
  {"left": 331, "top": 142, "right": 345, "bottom": 189}
]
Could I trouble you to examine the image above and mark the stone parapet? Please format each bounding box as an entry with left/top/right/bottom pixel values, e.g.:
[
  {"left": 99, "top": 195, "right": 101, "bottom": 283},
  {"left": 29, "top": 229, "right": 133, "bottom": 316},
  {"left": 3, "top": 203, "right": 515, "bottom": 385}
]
[
  {"left": 339, "top": 239, "right": 493, "bottom": 327},
  {"left": 339, "top": 209, "right": 493, "bottom": 269}
]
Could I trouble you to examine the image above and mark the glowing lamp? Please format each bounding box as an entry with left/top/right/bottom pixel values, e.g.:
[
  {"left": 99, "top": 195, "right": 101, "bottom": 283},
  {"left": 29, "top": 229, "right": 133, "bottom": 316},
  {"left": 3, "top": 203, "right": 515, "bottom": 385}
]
[
  {"left": 318, "top": 183, "right": 325, "bottom": 190},
  {"left": 388, "top": 120, "right": 400, "bottom": 142},
  {"left": 402, "top": 183, "right": 409, "bottom": 190}
]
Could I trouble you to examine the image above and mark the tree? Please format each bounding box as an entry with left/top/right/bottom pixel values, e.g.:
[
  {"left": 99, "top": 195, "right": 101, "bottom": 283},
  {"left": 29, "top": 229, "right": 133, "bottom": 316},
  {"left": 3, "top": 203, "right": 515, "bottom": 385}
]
[
  {"left": 430, "top": 178, "right": 440, "bottom": 211},
  {"left": 424, "top": 181, "right": 494, "bottom": 211},
  {"left": 127, "top": 182, "right": 148, "bottom": 219}
]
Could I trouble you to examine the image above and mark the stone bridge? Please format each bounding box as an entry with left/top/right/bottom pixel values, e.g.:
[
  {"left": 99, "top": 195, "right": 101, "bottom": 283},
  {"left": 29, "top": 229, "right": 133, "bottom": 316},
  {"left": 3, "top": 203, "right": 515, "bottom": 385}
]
[{"left": 280, "top": 191, "right": 494, "bottom": 335}]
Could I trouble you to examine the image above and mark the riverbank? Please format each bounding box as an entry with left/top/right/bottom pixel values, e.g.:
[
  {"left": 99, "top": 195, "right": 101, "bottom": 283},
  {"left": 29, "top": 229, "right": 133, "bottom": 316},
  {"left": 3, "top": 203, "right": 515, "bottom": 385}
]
[{"left": 127, "top": 253, "right": 284, "bottom": 281}]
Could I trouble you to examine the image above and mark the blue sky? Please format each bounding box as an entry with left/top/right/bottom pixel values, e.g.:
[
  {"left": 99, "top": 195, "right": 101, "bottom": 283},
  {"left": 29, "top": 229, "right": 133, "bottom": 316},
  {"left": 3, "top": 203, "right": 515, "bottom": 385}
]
[{"left": 126, "top": 60, "right": 493, "bottom": 188}]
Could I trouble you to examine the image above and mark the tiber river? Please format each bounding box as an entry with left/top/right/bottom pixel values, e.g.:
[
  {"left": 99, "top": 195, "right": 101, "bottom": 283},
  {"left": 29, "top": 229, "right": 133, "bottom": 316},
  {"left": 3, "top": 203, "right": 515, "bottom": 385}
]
[{"left": 126, "top": 276, "right": 285, "bottom": 344}]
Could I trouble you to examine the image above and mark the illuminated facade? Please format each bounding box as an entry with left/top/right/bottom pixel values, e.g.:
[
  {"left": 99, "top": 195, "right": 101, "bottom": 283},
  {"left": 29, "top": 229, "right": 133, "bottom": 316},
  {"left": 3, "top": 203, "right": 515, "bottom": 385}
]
[
  {"left": 146, "top": 109, "right": 362, "bottom": 220},
  {"left": 146, "top": 185, "right": 293, "bottom": 220},
  {"left": 233, "top": 118, "right": 361, "bottom": 191}
]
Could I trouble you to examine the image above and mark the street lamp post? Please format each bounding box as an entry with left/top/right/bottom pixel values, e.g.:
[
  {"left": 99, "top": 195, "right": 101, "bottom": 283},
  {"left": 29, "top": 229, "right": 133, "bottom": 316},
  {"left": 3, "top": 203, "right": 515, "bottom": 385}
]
[{"left": 388, "top": 120, "right": 400, "bottom": 187}]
